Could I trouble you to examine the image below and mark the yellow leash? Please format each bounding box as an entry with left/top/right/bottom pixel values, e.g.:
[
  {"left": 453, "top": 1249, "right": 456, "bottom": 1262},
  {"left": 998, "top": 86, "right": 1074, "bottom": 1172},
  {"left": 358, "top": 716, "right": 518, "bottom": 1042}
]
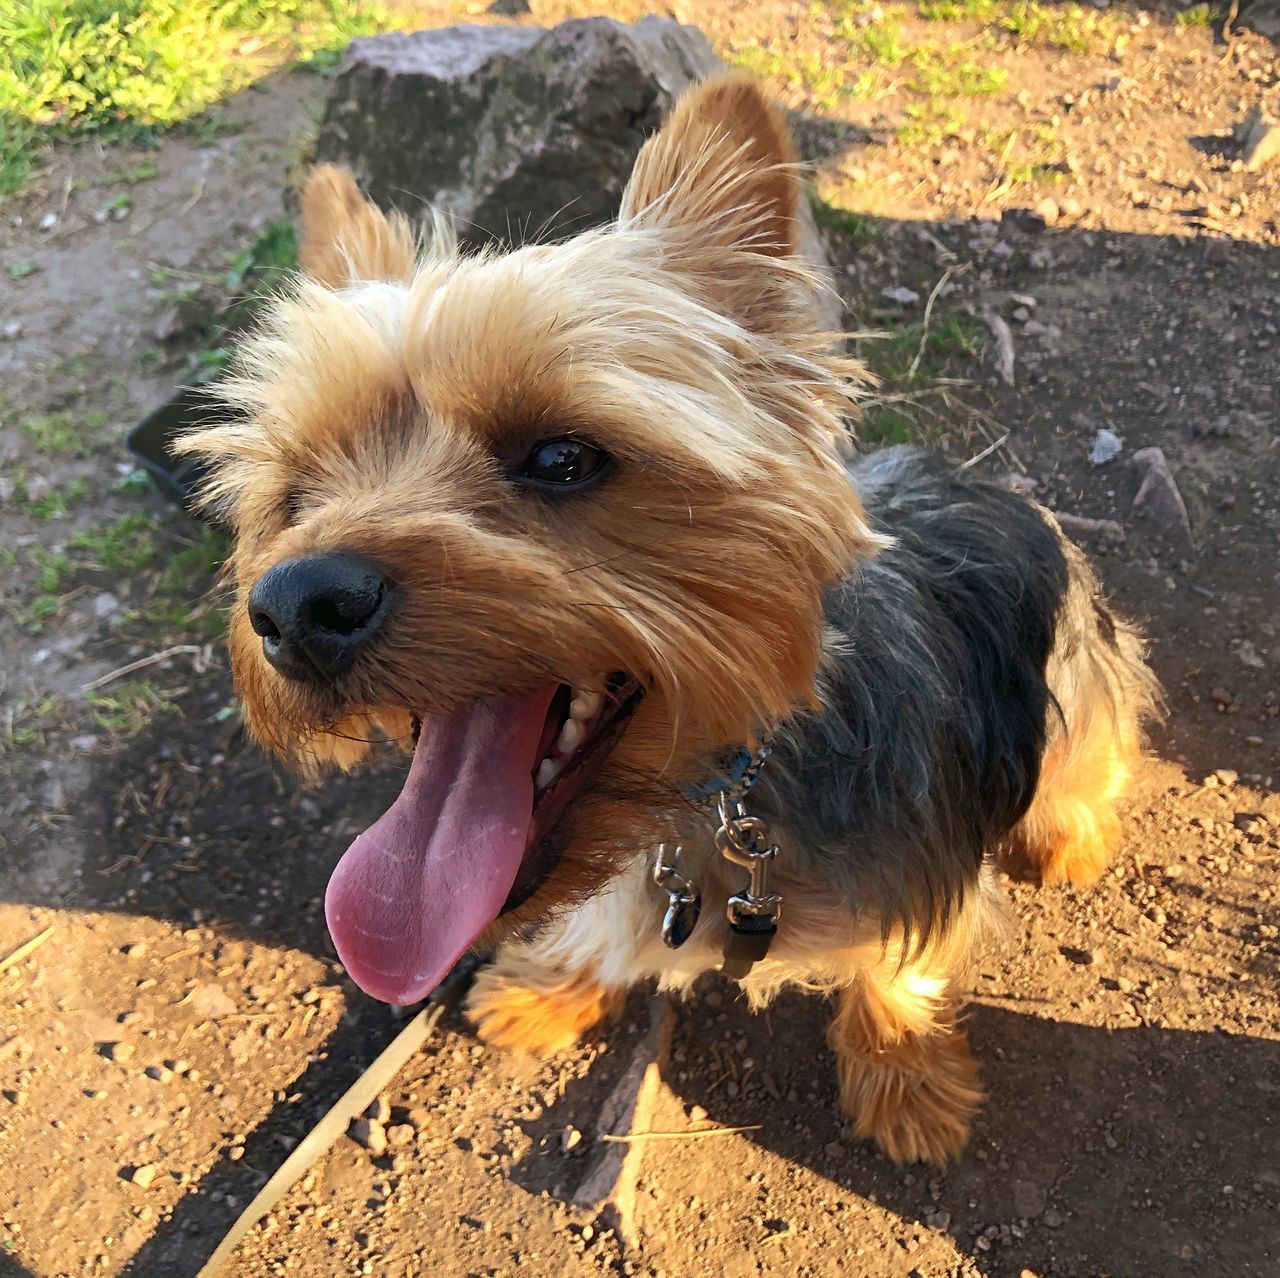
[{"left": 196, "top": 961, "right": 477, "bottom": 1276}]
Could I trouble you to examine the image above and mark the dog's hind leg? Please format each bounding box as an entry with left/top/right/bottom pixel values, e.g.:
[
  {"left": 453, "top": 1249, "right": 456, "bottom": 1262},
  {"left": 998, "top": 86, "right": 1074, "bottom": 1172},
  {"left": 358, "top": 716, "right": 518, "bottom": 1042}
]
[
  {"left": 466, "top": 943, "right": 624, "bottom": 1055},
  {"left": 1012, "top": 568, "right": 1157, "bottom": 887},
  {"left": 828, "top": 950, "right": 983, "bottom": 1167}
]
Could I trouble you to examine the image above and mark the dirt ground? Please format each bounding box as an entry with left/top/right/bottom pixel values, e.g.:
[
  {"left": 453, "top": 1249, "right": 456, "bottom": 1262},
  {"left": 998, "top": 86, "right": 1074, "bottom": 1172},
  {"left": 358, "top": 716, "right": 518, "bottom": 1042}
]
[{"left": 1, "top": 3, "right": 1278, "bottom": 1277}]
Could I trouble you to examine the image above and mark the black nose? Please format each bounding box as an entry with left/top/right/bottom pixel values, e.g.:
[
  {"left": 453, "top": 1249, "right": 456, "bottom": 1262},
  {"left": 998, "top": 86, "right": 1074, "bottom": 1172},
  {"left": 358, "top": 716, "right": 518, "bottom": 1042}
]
[{"left": 247, "top": 552, "right": 392, "bottom": 683}]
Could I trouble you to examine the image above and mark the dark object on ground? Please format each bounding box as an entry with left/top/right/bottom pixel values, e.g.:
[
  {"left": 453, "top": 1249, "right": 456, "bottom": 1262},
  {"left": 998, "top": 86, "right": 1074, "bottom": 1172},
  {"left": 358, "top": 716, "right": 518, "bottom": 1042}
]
[{"left": 125, "top": 384, "right": 217, "bottom": 514}]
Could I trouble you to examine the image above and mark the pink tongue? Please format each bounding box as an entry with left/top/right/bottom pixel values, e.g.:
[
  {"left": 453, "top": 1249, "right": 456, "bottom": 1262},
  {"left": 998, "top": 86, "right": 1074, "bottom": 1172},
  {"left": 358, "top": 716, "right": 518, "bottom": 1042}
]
[{"left": 325, "top": 686, "right": 557, "bottom": 1004}]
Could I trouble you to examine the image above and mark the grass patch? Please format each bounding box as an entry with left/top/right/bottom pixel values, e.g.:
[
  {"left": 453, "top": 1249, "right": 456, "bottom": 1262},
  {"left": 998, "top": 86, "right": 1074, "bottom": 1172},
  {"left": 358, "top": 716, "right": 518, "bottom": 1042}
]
[
  {"left": 998, "top": 2, "right": 1117, "bottom": 51},
  {"left": 7, "top": 473, "right": 89, "bottom": 520},
  {"left": 910, "top": 47, "right": 1009, "bottom": 97},
  {"left": 918, "top": 0, "right": 999, "bottom": 18},
  {"left": 858, "top": 313, "right": 985, "bottom": 444},
  {"left": 89, "top": 677, "right": 177, "bottom": 734},
  {"left": 0, "top": 0, "right": 389, "bottom": 197},
  {"left": 105, "top": 158, "right": 159, "bottom": 184},
  {"left": 809, "top": 193, "right": 883, "bottom": 246},
  {"left": 68, "top": 511, "right": 159, "bottom": 572},
  {"left": 1175, "top": 3, "right": 1214, "bottom": 25},
  {"left": 19, "top": 406, "right": 108, "bottom": 455},
  {"left": 898, "top": 102, "right": 967, "bottom": 146}
]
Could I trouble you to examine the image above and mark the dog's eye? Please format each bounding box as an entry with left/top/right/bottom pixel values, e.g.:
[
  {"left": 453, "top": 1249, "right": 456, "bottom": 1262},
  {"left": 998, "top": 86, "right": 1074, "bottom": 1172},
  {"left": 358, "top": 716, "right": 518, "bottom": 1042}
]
[{"left": 517, "top": 437, "right": 609, "bottom": 490}]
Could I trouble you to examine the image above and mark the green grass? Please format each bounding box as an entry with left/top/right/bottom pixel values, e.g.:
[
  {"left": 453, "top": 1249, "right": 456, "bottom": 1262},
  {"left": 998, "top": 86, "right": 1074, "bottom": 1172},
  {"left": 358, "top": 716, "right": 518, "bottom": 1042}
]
[
  {"left": 918, "top": 0, "right": 999, "bottom": 19},
  {"left": 1175, "top": 3, "right": 1214, "bottom": 25},
  {"left": 809, "top": 192, "right": 884, "bottom": 246},
  {"left": 68, "top": 511, "right": 159, "bottom": 572},
  {"left": 6, "top": 473, "right": 89, "bottom": 520},
  {"left": 859, "top": 315, "right": 985, "bottom": 444},
  {"left": 20, "top": 407, "right": 108, "bottom": 455},
  {"left": 89, "top": 677, "right": 177, "bottom": 734},
  {"left": 910, "top": 47, "right": 1009, "bottom": 96},
  {"left": 998, "top": 2, "right": 1116, "bottom": 50},
  {"left": 0, "top": 0, "right": 390, "bottom": 197},
  {"left": 898, "top": 102, "right": 967, "bottom": 146}
]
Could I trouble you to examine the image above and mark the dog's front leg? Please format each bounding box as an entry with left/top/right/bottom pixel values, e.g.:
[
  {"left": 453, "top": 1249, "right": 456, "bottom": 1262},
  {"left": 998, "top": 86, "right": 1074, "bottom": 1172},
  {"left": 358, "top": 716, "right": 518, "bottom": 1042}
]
[
  {"left": 466, "top": 942, "right": 625, "bottom": 1055},
  {"left": 828, "top": 956, "right": 983, "bottom": 1167}
]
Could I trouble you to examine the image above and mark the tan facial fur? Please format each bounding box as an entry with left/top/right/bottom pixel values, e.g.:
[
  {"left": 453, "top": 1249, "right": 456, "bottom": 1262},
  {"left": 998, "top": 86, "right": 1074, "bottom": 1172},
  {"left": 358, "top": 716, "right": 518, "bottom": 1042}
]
[{"left": 179, "top": 76, "right": 879, "bottom": 924}]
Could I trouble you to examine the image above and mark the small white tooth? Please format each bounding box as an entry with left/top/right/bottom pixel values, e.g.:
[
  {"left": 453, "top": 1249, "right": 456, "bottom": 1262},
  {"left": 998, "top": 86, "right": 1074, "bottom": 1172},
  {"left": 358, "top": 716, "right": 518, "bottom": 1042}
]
[
  {"left": 535, "top": 759, "right": 559, "bottom": 790},
  {"left": 555, "top": 718, "right": 585, "bottom": 756},
  {"left": 570, "top": 690, "right": 603, "bottom": 722}
]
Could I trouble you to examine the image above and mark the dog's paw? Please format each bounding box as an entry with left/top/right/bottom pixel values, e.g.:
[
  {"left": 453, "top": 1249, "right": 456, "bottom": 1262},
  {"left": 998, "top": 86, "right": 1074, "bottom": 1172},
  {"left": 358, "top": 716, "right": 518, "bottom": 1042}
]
[
  {"left": 843, "top": 1031, "right": 984, "bottom": 1168},
  {"left": 466, "top": 963, "right": 622, "bottom": 1056}
]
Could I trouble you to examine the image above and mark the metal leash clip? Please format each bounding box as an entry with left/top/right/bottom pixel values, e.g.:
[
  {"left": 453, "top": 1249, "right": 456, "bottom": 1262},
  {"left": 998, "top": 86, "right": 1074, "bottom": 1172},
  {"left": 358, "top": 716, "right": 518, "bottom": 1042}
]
[
  {"left": 653, "top": 844, "right": 702, "bottom": 949},
  {"left": 715, "top": 789, "right": 782, "bottom": 980}
]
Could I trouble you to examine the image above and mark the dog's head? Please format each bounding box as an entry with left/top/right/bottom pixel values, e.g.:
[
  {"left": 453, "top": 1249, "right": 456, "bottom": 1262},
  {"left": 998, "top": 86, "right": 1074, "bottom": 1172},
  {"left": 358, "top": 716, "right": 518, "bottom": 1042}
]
[{"left": 180, "top": 77, "right": 879, "bottom": 1002}]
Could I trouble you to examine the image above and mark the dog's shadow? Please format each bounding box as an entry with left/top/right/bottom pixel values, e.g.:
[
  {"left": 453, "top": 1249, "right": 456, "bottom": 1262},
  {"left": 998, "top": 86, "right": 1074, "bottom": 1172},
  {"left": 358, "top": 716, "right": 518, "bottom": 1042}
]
[{"left": 508, "top": 986, "right": 1280, "bottom": 1277}]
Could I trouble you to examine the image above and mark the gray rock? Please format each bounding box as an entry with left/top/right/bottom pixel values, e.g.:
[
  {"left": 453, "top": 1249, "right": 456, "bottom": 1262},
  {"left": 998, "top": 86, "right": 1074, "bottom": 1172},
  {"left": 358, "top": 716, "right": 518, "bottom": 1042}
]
[
  {"left": 1130, "top": 446, "right": 1192, "bottom": 548},
  {"left": 312, "top": 19, "right": 840, "bottom": 330},
  {"left": 315, "top": 18, "right": 720, "bottom": 247}
]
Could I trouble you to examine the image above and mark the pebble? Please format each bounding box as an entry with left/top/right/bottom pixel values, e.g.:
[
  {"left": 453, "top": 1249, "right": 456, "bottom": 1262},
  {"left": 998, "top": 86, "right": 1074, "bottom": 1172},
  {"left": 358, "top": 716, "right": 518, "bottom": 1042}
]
[
  {"left": 562, "top": 1126, "right": 583, "bottom": 1152},
  {"left": 406, "top": 1107, "right": 431, "bottom": 1131},
  {"left": 1, "top": 319, "right": 22, "bottom": 340},
  {"left": 824, "top": 1140, "right": 845, "bottom": 1158},
  {"left": 1090, "top": 429, "right": 1124, "bottom": 465},
  {"left": 387, "top": 1124, "right": 416, "bottom": 1148},
  {"left": 144, "top": 1065, "right": 174, "bottom": 1083},
  {"left": 122, "top": 943, "right": 147, "bottom": 959},
  {"left": 881, "top": 285, "right": 920, "bottom": 305},
  {"left": 128, "top": 1164, "right": 159, "bottom": 1189},
  {"left": 228, "top": 1145, "right": 245, "bottom": 1161},
  {"left": 1043, "top": 1207, "right": 1065, "bottom": 1228},
  {"left": 349, "top": 1118, "right": 387, "bottom": 1155},
  {"left": 365, "top": 1097, "right": 391, "bottom": 1124},
  {"left": 1214, "top": 769, "right": 1239, "bottom": 787},
  {"left": 688, "top": 1105, "right": 709, "bottom": 1123},
  {"left": 103, "top": 1042, "right": 135, "bottom": 1064},
  {"left": 925, "top": 1208, "right": 951, "bottom": 1230},
  {"left": 1034, "top": 197, "right": 1060, "bottom": 226}
]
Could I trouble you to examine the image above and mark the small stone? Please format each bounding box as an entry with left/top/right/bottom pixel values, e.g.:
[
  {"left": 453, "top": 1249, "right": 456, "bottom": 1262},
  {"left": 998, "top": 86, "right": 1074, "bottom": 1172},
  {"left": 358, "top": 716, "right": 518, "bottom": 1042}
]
[
  {"left": 824, "top": 1141, "right": 845, "bottom": 1158},
  {"left": 349, "top": 1118, "right": 387, "bottom": 1155},
  {"left": 387, "top": 1124, "right": 416, "bottom": 1148},
  {"left": 1117, "top": 976, "right": 1134, "bottom": 994},
  {"left": 1, "top": 319, "right": 22, "bottom": 340},
  {"left": 688, "top": 1105, "right": 709, "bottom": 1123},
  {"left": 561, "top": 1126, "right": 584, "bottom": 1152},
  {"left": 1235, "top": 640, "right": 1265, "bottom": 670},
  {"left": 103, "top": 1042, "right": 135, "bottom": 1064},
  {"left": 1090, "top": 429, "right": 1123, "bottom": 465},
  {"left": 1042, "top": 1207, "right": 1065, "bottom": 1228},
  {"left": 1034, "top": 197, "right": 1060, "bottom": 226},
  {"left": 40, "top": 211, "right": 58, "bottom": 230},
  {"left": 3, "top": 1089, "right": 26, "bottom": 1106},
  {"left": 1130, "top": 446, "right": 1192, "bottom": 547},
  {"left": 1059, "top": 196, "right": 1083, "bottom": 219},
  {"left": 925, "top": 1208, "right": 952, "bottom": 1230},
  {"left": 1210, "top": 687, "right": 1233, "bottom": 708},
  {"left": 1214, "top": 769, "right": 1239, "bottom": 787},
  {"left": 128, "top": 1164, "right": 159, "bottom": 1189},
  {"left": 406, "top": 1107, "right": 431, "bottom": 1131},
  {"left": 1012, "top": 1178, "right": 1047, "bottom": 1218},
  {"left": 122, "top": 943, "right": 147, "bottom": 959},
  {"left": 1060, "top": 946, "right": 1095, "bottom": 966},
  {"left": 881, "top": 285, "right": 920, "bottom": 305},
  {"left": 365, "top": 1097, "right": 391, "bottom": 1124},
  {"left": 144, "top": 1065, "right": 174, "bottom": 1083},
  {"left": 228, "top": 1145, "right": 245, "bottom": 1161},
  {"left": 1238, "top": 104, "right": 1280, "bottom": 171},
  {"left": 186, "top": 983, "right": 236, "bottom": 1020}
]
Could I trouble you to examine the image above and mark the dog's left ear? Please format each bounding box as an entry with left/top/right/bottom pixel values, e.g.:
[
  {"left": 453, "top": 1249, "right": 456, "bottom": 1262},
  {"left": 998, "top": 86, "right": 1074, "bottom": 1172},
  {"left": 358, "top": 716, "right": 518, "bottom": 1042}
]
[
  {"left": 620, "top": 76, "right": 800, "bottom": 261},
  {"left": 298, "top": 165, "right": 417, "bottom": 288}
]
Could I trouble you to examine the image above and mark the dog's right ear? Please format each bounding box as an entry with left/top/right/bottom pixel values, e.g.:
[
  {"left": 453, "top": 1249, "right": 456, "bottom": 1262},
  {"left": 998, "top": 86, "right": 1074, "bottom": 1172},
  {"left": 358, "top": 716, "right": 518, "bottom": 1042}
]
[{"left": 298, "top": 165, "right": 417, "bottom": 288}]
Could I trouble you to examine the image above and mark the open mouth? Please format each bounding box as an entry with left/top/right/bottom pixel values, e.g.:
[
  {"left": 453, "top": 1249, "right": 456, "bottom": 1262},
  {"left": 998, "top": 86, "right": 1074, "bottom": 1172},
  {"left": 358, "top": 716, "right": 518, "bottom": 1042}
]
[{"left": 324, "top": 673, "right": 643, "bottom": 1004}]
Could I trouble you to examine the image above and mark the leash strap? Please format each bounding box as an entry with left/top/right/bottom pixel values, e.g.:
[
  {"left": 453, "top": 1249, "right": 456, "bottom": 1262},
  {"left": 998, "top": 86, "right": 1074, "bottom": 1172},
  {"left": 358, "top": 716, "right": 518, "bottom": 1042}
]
[{"left": 195, "top": 957, "right": 479, "bottom": 1276}]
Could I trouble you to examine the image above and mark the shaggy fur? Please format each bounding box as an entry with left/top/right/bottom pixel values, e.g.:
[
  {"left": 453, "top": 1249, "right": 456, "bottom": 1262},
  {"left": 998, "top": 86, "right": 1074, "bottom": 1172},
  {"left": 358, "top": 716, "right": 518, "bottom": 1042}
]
[{"left": 182, "top": 76, "right": 1157, "bottom": 1166}]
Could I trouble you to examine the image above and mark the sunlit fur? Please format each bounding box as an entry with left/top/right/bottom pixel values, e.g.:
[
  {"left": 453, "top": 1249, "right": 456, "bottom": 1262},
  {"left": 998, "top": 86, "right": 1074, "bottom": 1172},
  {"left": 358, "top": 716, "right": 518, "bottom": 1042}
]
[{"left": 183, "top": 77, "right": 1158, "bottom": 1166}]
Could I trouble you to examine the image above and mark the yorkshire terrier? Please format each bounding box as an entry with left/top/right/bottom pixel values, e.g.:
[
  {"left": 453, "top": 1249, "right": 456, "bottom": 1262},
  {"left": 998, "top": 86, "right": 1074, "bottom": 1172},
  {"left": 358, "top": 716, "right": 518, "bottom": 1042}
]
[{"left": 182, "top": 76, "right": 1156, "bottom": 1166}]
